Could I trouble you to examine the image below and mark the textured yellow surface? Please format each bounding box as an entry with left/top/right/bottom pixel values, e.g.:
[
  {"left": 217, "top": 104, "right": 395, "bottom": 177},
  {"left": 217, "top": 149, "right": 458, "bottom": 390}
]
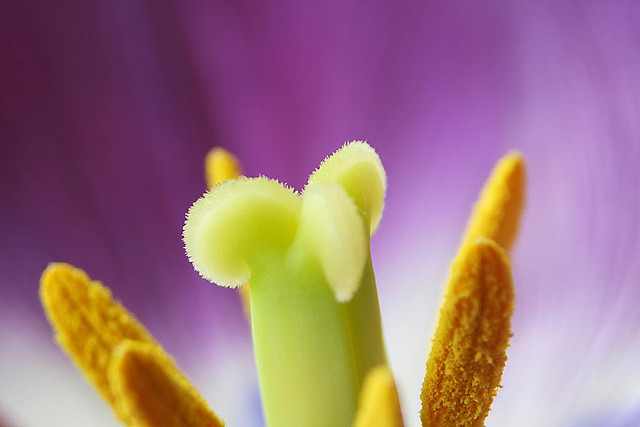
[
  {"left": 110, "top": 340, "right": 224, "bottom": 427},
  {"left": 205, "top": 147, "right": 242, "bottom": 188},
  {"left": 204, "top": 147, "right": 251, "bottom": 320},
  {"left": 40, "top": 263, "right": 223, "bottom": 426},
  {"left": 40, "top": 263, "right": 158, "bottom": 423},
  {"left": 461, "top": 152, "right": 525, "bottom": 252},
  {"left": 420, "top": 240, "right": 514, "bottom": 427},
  {"left": 353, "top": 365, "right": 404, "bottom": 427}
]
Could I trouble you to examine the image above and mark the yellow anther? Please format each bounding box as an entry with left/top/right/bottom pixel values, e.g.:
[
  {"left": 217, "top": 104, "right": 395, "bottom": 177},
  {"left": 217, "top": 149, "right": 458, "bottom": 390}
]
[
  {"left": 420, "top": 239, "right": 514, "bottom": 427},
  {"left": 353, "top": 365, "right": 404, "bottom": 427},
  {"left": 40, "top": 263, "right": 222, "bottom": 426},
  {"left": 236, "top": 286, "right": 251, "bottom": 321},
  {"left": 110, "top": 340, "right": 224, "bottom": 427},
  {"left": 204, "top": 147, "right": 251, "bottom": 320},
  {"left": 40, "top": 263, "right": 158, "bottom": 423},
  {"left": 461, "top": 152, "right": 525, "bottom": 251},
  {"left": 205, "top": 147, "right": 242, "bottom": 188}
]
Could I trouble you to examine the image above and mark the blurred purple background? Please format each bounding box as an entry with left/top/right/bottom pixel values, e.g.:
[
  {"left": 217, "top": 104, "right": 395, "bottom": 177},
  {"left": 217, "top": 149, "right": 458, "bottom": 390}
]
[{"left": 2, "top": 1, "right": 640, "bottom": 426}]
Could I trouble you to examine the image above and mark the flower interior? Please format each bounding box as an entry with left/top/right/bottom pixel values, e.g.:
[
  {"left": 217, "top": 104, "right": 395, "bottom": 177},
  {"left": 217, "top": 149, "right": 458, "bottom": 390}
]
[{"left": 40, "top": 141, "right": 525, "bottom": 427}]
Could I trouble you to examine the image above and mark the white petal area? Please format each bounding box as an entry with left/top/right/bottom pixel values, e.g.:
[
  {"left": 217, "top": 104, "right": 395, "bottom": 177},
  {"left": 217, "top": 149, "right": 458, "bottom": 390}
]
[
  {"left": 0, "top": 315, "right": 116, "bottom": 427},
  {"left": 489, "top": 309, "right": 640, "bottom": 426},
  {"left": 0, "top": 307, "right": 263, "bottom": 427},
  {"left": 374, "top": 216, "right": 464, "bottom": 427},
  {"left": 182, "top": 336, "right": 264, "bottom": 427}
]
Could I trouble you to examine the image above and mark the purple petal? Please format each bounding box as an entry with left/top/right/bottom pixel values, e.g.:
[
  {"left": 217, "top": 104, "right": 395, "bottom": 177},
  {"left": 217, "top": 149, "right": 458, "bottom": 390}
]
[{"left": 2, "top": 1, "right": 640, "bottom": 426}]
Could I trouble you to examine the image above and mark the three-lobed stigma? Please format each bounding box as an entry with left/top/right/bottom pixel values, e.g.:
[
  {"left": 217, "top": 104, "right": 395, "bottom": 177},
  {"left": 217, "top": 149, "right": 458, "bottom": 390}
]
[{"left": 184, "top": 141, "right": 386, "bottom": 302}]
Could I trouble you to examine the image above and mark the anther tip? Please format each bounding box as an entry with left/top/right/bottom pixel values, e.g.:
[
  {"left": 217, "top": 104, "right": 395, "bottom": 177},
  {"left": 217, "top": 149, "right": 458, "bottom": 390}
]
[
  {"left": 40, "top": 262, "right": 82, "bottom": 306},
  {"left": 205, "top": 146, "right": 242, "bottom": 188}
]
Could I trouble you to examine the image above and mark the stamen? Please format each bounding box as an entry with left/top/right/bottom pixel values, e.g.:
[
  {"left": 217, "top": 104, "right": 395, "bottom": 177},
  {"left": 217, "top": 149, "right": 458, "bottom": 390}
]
[
  {"left": 204, "top": 147, "right": 250, "bottom": 320},
  {"left": 353, "top": 365, "right": 404, "bottom": 427},
  {"left": 110, "top": 340, "right": 224, "bottom": 427},
  {"left": 40, "top": 263, "right": 223, "bottom": 426},
  {"left": 205, "top": 147, "right": 242, "bottom": 188},
  {"left": 461, "top": 152, "right": 525, "bottom": 251},
  {"left": 420, "top": 239, "right": 514, "bottom": 427},
  {"left": 40, "top": 263, "right": 158, "bottom": 423}
]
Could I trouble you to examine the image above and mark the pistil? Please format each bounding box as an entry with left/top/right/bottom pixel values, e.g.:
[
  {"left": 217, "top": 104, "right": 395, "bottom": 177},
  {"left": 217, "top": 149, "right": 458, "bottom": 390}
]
[{"left": 184, "top": 142, "right": 389, "bottom": 426}]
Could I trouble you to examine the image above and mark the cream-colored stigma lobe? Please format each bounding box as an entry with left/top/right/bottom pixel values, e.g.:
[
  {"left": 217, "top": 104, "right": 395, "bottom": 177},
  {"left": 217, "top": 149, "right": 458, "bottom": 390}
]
[
  {"left": 307, "top": 141, "right": 387, "bottom": 235},
  {"left": 353, "top": 365, "right": 404, "bottom": 427},
  {"left": 461, "top": 152, "right": 525, "bottom": 251},
  {"left": 110, "top": 341, "right": 224, "bottom": 427},
  {"left": 184, "top": 177, "right": 302, "bottom": 288},
  {"left": 204, "top": 146, "right": 251, "bottom": 320},
  {"left": 296, "top": 183, "right": 367, "bottom": 302},
  {"left": 420, "top": 240, "right": 514, "bottom": 427},
  {"left": 40, "top": 263, "right": 223, "bottom": 426}
]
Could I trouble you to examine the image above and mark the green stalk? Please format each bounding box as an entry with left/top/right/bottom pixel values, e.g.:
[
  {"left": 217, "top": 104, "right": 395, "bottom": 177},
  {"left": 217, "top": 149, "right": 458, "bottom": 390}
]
[
  {"left": 250, "top": 248, "right": 386, "bottom": 427},
  {"left": 343, "top": 250, "right": 387, "bottom": 386}
]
